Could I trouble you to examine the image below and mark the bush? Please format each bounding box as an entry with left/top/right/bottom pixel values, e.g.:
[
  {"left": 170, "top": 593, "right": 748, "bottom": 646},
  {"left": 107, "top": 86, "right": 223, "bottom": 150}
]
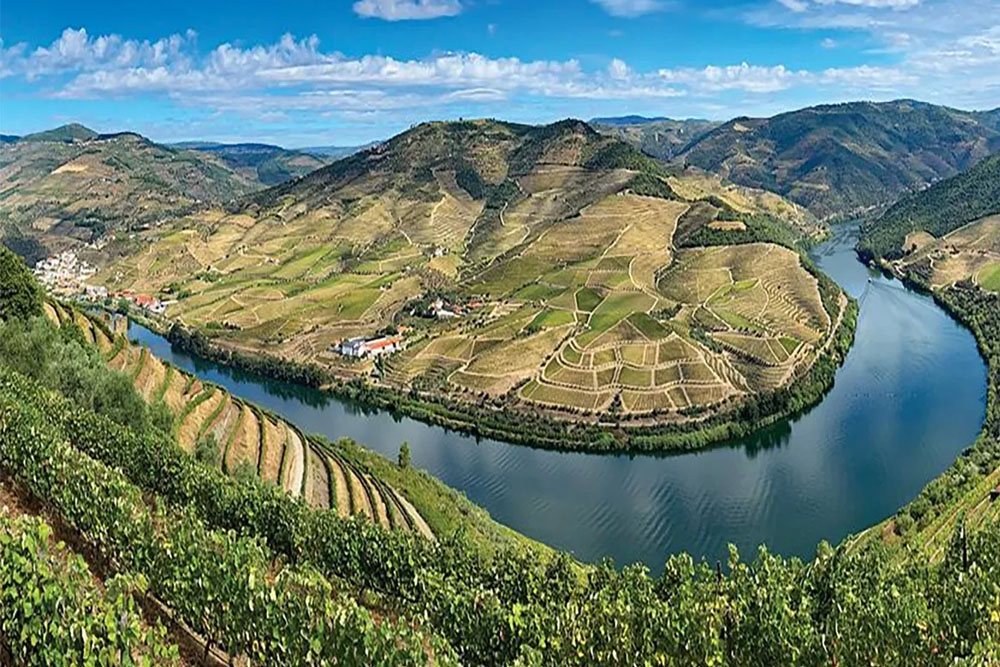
[{"left": 0, "top": 246, "right": 42, "bottom": 322}]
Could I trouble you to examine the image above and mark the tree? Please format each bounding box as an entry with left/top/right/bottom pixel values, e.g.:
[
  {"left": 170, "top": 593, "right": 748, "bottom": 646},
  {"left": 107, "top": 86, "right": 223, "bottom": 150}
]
[
  {"left": 149, "top": 400, "right": 174, "bottom": 434},
  {"left": 0, "top": 246, "right": 42, "bottom": 322},
  {"left": 398, "top": 441, "right": 411, "bottom": 469},
  {"left": 195, "top": 433, "right": 221, "bottom": 467}
]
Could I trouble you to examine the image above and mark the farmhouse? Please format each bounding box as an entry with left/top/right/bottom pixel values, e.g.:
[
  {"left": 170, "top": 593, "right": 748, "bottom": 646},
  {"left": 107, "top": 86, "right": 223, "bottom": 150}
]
[{"left": 338, "top": 335, "right": 405, "bottom": 358}]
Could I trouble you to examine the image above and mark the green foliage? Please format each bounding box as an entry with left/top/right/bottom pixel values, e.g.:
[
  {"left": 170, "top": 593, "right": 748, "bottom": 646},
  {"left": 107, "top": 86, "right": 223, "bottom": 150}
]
[
  {"left": 398, "top": 440, "right": 411, "bottom": 469},
  {"left": 0, "top": 513, "right": 177, "bottom": 665},
  {"left": 5, "top": 294, "right": 1000, "bottom": 665},
  {"left": 0, "top": 372, "right": 456, "bottom": 665},
  {"left": 0, "top": 245, "right": 42, "bottom": 322},
  {"left": 625, "top": 172, "right": 679, "bottom": 200},
  {"left": 679, "top": 210, "right": 802, "bottom": 250},
  {"left": 149, "top": 399, "right": 174, "bottom": 434},
  {"left": 0, "top": 315, "right": 149, "bottom": 430},
  {"left": 859, "top": 151, "right": 1000, "bottom": 260},
  {"left": 195, "top": 431, "right": 221, "bottom": 466}
]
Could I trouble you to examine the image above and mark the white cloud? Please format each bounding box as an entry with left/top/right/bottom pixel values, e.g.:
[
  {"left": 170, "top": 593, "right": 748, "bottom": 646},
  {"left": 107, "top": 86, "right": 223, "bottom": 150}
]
[
  {"left": 820, "top": 37, "right": 838, "bottom": 47},
  {"left": 0, "top": 27, "right": 196, "bottom": 80},
  {"left": 352, "top": 0, "right": 462, "bottom": 21},
  {"left": 776, "top": 0, "right": 808, "bottom": 12},
  {"left": 590, "top": 0, "right": 669, "bottom": 18},
  {"left": 5, "top": 13, "right": 1000, "bottom": 136},
  {"left": 657, "top": 62, "right": 804, "bottom": 93},
  {"left": 608, "top": 58, "right": 630, "bottom": 80},
  {"left": 814, "top": 0, "right": 919, "bottom": 8}
]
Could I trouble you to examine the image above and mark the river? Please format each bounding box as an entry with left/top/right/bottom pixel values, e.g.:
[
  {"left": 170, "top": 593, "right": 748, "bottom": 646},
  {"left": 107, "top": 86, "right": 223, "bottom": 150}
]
[{"left": 129, "top": 224, "right": 987, "bottom": 568}]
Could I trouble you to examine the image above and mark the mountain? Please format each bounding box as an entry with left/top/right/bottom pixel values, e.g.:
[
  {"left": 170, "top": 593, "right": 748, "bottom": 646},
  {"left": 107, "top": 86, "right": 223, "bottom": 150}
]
[
  {"left": 98, "top": 118, "right": 829, "bottom": 438},
  {"left": 592, "top": 117, "right": 719, "bottom": 159},
  {"left": 20, "top": 123, "right": 99, "bottom": 143},
  {"left": 0, "top": 127, "right": 260, "bottom": 258},
  {"left": 859, "top": 150, "right": 1000, "bottom": 261},
  {"left": 174, "top": 142, "right": 330, "bottom": 186},
  {"left": 676, "top": 100, "right": 1000, "bottom": 220},
  {"left": 590, "top": 115, "right": 670, "bottom": 125}
]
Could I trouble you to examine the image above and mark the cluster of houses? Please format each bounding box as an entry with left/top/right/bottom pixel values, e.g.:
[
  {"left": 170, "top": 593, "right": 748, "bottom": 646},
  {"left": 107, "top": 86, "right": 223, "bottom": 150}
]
[
  {"left": 336, "top": 334, "right": 405, "bottom": 359},
  {"left": 32, "top": 251, "right": 100, "bottom": 297}
]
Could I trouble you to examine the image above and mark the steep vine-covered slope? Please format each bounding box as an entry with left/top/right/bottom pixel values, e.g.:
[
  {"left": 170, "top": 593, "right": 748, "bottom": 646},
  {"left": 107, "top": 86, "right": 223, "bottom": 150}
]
[{"left": 95, "top": 118, "right": 837, "bottom": 449}]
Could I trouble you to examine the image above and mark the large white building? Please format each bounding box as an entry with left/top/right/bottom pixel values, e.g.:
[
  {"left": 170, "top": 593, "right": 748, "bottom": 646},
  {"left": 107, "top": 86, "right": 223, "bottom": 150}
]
[{"left": 338, "top": 335, "right": 404, "bottom": 358}]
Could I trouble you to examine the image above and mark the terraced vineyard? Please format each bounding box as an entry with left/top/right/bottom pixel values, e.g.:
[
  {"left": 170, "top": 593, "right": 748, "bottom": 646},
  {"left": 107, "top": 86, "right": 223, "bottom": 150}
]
[
  {"left": 95, "top": 118, "right": 838, "bottom": 435},
  {"left": 45, "top": 300, "right": 433, "bottom": 539},
  {"left": 392, "top": 195, "right": 836, "bottom": 418}
]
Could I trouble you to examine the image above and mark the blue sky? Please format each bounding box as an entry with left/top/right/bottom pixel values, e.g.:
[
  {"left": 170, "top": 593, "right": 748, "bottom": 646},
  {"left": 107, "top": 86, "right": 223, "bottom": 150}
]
[{"left": 1, "top": 0, "right": 999, "bottom": 146}]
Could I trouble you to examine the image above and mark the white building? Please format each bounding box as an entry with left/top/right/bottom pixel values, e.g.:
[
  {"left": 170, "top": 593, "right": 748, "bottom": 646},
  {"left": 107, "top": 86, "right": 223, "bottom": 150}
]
[{"left": 337, "top": 335, "right": 404, "bottom": 358}]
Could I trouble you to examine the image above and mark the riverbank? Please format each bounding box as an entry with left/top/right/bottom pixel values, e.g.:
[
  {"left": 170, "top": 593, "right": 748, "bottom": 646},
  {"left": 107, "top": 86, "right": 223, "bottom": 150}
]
[
  {"left": 125, "top": 225, "right": 986, "bottom": 566},
  {"left": 128, "top": 282, "right": 857, "bottom": 455}
]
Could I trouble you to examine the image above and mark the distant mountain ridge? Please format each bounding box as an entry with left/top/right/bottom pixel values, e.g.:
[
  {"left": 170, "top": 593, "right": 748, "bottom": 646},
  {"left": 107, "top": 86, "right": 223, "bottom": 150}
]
[
  {"left": 674, "top": 100, "right": 1000, "bottom": 220},
  {"left": 589, "top": 115, "right": 671, "bottom": 125},
  {"left": 591, "top": 117, "right": 720, "bottom": 159},
  {"left": 170, "top": 142, "right": 331, "bottom": 186}
]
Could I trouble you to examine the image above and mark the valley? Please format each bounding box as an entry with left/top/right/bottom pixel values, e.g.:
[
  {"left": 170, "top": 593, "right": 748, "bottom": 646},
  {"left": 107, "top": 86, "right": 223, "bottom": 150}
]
[
  {"left": 87, "top": 119, "right": 843, "bottom": 449},
  {"left": 2, "top": 102, "right": 1000, "bottom": 664}
]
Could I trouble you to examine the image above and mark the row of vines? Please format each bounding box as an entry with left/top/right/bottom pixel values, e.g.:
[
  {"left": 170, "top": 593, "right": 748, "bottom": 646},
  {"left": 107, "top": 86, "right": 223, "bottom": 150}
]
[
  {"left": 4, "top": 362, "right": 1000, "bottom": 665},
  {"left": 0, "top": 371, "right": 455, "bottom": 665}
]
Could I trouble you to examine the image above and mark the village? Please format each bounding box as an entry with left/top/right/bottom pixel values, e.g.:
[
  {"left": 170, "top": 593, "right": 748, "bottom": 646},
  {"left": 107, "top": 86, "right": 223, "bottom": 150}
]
[{"left": 32, "top": 250, "right": 172, "bottom": 315}]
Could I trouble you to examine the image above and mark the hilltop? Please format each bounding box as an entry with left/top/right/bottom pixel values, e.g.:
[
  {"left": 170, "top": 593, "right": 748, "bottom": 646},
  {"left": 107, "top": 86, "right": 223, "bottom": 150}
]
[
  {"left": 95, "top": 117, "right": 839, "bottom": 449},
  {"left": 0, "top": 126, "right": 261, "bottom": 260},
  {"left": 19, "top": 122, "right": 99, "bottom": 143},
  {"left": 675, "top": 100, "right": 1000, "bottom": 220}
]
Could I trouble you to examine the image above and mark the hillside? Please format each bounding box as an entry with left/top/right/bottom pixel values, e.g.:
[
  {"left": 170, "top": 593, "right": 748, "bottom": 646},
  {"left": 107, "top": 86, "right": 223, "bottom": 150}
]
[
  {"left": 174, "top": 141, "right": 331, "bottom": 185},
  {"left": 591, "top": 117, "right": 719, "bottom": 159},
  {"left": 2, "top": 205, "right": 1000, "bottom": 666},
  {"left": 858, "top": 150, "right": 1000, "bottom": 261},
  {"left": 0, "top": 126, "right": 260, "bottom": 259},
  {"left": 94, "top": 118, "right": 839, "bottom": 448},
  {"left": 20, "top": 122, "right": 98, "bottom": 143},
  {"left": 677, "top": 100, "right": 1000, "bottom": 219}
]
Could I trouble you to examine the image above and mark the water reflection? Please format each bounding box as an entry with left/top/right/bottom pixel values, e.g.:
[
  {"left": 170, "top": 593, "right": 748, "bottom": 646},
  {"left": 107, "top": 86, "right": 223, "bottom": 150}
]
[{"left": 130, "top": 224, "right": 986, "bottom": 568}]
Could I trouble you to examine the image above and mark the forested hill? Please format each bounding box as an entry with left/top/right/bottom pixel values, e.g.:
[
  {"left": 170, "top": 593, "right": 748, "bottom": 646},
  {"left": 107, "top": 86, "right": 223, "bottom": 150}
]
[
  {"left": 243, "top": 117, "right": 673, "bottom": 219},
  {"left": 858, "top": 150, "right": 1000, "bottom": 260},
  {"left": 675, "top": 100, "right": 1000, "bottom": 220}
]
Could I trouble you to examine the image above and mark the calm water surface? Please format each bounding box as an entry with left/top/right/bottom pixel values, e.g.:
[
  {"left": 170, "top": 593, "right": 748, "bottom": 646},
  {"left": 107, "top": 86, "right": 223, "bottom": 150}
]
[{"left": 130, "top": 225, "right": 987, "bottom": 568}]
